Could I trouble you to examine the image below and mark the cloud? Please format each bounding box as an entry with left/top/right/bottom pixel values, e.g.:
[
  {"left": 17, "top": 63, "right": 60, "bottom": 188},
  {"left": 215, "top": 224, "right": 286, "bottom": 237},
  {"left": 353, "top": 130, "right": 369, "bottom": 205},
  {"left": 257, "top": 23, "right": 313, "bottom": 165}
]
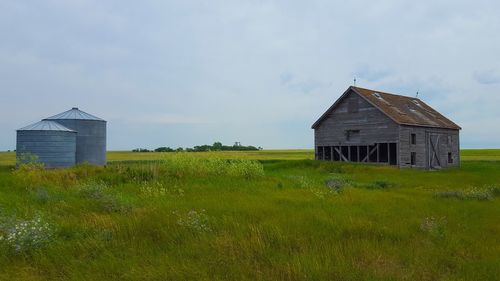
[
  {"left": 473, "top": 70, "right": 500, "bottom": 85},
  {"left": 1, "top": 0, "right": 500, "bottom": 149},
  {"left": 354, "top": 65, "right": 392, "bottom": 82},
  {"left": 123, "top": 114, "right": 208, "bottom": 125},
  {"left": 280, "top": 72, "right": 293, "bottom": 85},
  {"left": 287, "top": 80, "right": 326, "bottom": 94},
  {"left": 279, "top": 72, "right": 326, "bottom": 94}
]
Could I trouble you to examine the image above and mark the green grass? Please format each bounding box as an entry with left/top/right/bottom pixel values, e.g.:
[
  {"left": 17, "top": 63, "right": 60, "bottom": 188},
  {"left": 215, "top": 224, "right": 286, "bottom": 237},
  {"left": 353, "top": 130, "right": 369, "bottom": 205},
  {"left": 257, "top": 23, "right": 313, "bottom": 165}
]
[
  {"left": 107, "top": 149, "right": 315, "bottom": 162},
  {"left": 0, "top": 150, "right": 499, "bottom": 280},
  {"left": 461, "top": 149, "right": 500, "bottom": 161}
]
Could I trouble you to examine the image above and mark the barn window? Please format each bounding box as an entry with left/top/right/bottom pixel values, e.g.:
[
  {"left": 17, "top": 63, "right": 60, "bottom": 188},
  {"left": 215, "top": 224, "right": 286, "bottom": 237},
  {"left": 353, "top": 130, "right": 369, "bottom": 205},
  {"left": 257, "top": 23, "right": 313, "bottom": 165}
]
[
  {"left": 348, "top": 99, "right": 359, "bottom": 113},
  {"left": 410, "top": 133, "right": 416, "bottom": 145},
  {"left": 411, "top": 152, "right": 416, "bottom": 166},
  {"left": 447, "top": 135, "right": 452, "bottom": 145},
  {"left": 448, "top": 152, "right": 453, "bottom": 163},
  {"left": 345, "top": 130, "right": 360, "bottom": 141}
]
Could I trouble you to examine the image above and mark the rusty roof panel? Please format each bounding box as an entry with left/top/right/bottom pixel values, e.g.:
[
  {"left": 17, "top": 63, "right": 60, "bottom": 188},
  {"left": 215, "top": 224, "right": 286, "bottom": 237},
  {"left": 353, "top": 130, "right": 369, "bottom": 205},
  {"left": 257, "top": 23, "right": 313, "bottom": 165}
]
[{"left": 351, "top": 87, "right": 461, "bottom": 130}]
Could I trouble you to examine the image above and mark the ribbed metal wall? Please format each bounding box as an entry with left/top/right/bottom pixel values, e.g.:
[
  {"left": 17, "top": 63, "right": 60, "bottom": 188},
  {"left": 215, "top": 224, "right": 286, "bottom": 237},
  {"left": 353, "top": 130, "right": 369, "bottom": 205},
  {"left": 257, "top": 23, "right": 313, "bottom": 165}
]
[
  {"left": 46, "top": 119, "right": 106, "bottom": 165},
  {"left": 16, "top": 130, "right": 77, "bottom": 168}
]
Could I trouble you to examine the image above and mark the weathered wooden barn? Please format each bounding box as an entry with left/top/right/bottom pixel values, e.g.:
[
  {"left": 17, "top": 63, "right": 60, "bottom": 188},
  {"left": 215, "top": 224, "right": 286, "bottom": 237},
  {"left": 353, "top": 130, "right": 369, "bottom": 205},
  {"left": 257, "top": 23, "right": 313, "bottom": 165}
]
[{"left": 312, "top": 86, "right": 461, "bottom": 169}]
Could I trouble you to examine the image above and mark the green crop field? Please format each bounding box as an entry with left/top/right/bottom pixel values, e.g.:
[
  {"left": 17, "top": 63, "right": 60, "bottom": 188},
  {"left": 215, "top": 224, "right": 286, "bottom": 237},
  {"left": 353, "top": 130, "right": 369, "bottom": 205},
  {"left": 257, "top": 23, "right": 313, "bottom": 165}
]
[{"left": 0, "top": 150, "right": 499, "bottom": 280}]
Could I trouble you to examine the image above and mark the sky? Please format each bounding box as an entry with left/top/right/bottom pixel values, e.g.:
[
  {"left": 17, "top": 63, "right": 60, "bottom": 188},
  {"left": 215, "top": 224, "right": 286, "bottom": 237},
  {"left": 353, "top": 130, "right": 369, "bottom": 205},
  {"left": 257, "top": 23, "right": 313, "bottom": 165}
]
[{"left": 1, "top": 0, "right": 499, "bottom": 150}]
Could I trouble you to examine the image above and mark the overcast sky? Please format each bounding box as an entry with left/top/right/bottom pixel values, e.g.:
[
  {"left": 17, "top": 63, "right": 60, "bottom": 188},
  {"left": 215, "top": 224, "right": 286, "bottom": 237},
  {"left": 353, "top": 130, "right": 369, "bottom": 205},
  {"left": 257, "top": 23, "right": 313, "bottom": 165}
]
[{"left": 1, "top": 0, "right": 499, "bottom": 150}]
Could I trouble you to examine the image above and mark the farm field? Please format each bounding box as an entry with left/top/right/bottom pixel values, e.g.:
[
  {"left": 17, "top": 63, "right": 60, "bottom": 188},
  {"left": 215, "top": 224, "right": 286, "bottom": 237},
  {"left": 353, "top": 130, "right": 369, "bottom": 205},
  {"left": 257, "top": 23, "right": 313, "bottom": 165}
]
[
  {"left": 0, "top": 150, "right": 499, "bottom": 280},
  {"left": 0, "top": 148, "right": 499, "bottom": 165}
]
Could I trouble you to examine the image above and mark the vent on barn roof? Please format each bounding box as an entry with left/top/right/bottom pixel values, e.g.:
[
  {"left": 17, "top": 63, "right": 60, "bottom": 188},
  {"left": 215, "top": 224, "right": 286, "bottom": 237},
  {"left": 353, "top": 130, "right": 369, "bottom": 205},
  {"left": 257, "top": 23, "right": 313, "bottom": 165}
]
[
  {"left": 372, "top": 92, "right": 390, "bottom": 105},
  {"left": 412, "top": 100, "right": 422, "bottom": 107}
]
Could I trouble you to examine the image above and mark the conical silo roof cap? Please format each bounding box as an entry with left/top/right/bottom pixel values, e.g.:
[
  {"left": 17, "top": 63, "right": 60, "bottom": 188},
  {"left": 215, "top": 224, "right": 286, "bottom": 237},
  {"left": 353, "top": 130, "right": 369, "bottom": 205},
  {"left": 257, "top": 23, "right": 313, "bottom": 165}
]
[
  {"left": 17, "top": 120, "right": 76, "bottom": 132},
  {"left": 44, "top": 108, "right": 105, "bottom": 121}
]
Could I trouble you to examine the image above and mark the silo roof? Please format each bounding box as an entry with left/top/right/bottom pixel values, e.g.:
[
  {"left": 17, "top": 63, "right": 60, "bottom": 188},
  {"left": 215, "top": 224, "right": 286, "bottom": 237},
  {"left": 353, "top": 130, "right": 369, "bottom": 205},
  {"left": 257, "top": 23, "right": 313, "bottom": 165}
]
[
  {"left": 17, "top": 120, "right": 76, "bottom": 132},
  {"left": 44, "top": 107, "right": 105, "bottom": 121}
]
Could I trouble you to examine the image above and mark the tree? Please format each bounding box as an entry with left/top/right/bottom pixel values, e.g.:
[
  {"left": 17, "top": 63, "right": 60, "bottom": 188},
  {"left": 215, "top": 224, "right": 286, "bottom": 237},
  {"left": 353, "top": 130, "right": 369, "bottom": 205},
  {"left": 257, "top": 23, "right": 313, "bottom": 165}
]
[{"left": 213, "top": 142, "right": 223, "bottom": 151}]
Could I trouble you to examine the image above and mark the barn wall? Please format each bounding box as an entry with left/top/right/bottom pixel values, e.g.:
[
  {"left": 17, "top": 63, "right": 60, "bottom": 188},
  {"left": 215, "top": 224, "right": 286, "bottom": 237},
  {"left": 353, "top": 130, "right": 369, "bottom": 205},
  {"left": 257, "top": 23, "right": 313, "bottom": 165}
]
[
  {"left": 314, "top": 91, "right": 399, "bottom": 157},
  {"left": 399, "top": 125, "right": 460, "bottom": 169}
]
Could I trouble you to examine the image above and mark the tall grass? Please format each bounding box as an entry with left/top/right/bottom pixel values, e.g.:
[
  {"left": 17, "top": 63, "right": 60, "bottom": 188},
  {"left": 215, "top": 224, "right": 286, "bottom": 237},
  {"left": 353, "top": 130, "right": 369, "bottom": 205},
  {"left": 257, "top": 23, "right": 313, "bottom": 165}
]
[
  {"left": 161, "top": 153, "right": 264, "bottom": 179},
  {"left": 0, "top": 152, "right": 499, "bottom": 280}
]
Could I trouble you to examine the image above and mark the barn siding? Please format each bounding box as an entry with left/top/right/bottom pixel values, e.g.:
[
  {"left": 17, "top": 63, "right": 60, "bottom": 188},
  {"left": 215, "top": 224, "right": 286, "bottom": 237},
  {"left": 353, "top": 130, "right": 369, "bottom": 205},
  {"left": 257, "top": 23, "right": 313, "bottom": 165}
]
[
  {"left": 398, "top": 125, "right": 459, "bottom": 169},
  {"left": 314, "top": 91, "right": 399, "bottom": 155}
]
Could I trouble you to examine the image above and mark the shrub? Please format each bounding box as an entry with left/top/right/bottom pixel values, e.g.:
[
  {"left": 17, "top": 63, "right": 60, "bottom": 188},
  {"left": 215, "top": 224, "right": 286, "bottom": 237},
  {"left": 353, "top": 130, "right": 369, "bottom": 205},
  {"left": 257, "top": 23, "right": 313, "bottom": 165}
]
[
  {"left": 324, "top": 178, "right": 349, "bottom": 193},
  {"left": 0, "top": 213, "right": 54, "bottom": 253}
]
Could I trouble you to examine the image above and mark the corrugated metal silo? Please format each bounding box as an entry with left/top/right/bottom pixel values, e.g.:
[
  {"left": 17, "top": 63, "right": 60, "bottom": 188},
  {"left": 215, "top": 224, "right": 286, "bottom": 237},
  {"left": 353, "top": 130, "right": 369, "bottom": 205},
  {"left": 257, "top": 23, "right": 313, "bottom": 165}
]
[
  {"left": 16, "top": 120, "right": 77, "bottom": 168},
  {"left": 44, "top": 108, "right": 107, "bottom": 166}
]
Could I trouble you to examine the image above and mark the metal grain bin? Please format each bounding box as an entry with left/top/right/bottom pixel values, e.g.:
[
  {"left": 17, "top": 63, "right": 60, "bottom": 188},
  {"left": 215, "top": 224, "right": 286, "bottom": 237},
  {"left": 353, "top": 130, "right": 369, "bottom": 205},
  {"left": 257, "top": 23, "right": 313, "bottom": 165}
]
[
  {"left": 16, "top": 120, "right": 77, "bottom": 168},
  {"left": 44, "top": 108, "right": 106, "bottom": 166}
]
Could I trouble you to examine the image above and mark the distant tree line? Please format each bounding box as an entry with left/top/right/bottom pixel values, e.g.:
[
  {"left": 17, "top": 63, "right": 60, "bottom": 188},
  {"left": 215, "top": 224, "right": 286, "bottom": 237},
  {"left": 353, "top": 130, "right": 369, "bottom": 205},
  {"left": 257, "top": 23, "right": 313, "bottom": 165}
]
[{"left": 132, "top": 142, "right": 262, "bottom": 153}]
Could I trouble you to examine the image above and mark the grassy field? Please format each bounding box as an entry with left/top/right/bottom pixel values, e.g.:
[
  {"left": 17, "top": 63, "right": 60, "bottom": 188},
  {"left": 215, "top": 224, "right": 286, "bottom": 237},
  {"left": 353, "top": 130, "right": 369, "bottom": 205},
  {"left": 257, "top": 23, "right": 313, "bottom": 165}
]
[
  {"left": 0, "top": 150, "right": 499, "bottom": 280},
  {"left": 1, "top": 148, "right": 499, "bottom": 165}
]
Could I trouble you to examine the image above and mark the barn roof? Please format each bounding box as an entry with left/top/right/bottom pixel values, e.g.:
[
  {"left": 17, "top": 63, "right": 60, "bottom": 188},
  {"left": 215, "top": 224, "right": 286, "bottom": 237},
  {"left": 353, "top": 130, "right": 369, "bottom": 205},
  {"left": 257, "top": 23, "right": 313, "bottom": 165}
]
[{"left": 312, "top": 86, "right": 461, "bottom": 130}]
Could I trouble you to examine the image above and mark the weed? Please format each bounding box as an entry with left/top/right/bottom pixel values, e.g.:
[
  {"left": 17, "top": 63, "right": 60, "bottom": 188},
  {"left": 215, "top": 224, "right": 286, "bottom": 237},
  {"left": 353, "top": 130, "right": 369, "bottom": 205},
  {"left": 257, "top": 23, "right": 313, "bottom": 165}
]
[
  {"left": 370, "top": 181, "right": 395, "bottom": 189},
  {"left": 420, "top": 216, "right": 447, "bottom": 238},
  {"left": 287, "top": 176, "right": 342, "bottom": 198},
  {"left": 486, "top": 185, "right": 500, "bottom": 196},
  {"left": 174, "top": 209, "right": 211, "bottom": 233},
  {"left": 140, "top": 181, "right": 168, "bottom": 197},
  {"left": 79, "top": 181, "right": 109, "bottom": 200},
  {"left": 162, "top": 153, "right": 264, "bottom": 179},
  {"left": 16, "top": 152, "right": 44, "bottom": 169},
  {"left": 12, "top": 163, "right": 45, "bottom": 189},
  {"left": 139, "top": 181, "right": 185, "bottom": 198},
  {"left": 358, "top": 180, "right": 396, "bottom": 190},
  {"left": 435, "top": 187, "right": 494, "bottom": 201},
  {"left": 0, "top": 213, "right": 54, "bottom": 253},
  {"left": 79, "top": 182, "right": 132, "bottom": 213},
  {"left": 32, "top": 187, "right": 50, "bottom": 204}
]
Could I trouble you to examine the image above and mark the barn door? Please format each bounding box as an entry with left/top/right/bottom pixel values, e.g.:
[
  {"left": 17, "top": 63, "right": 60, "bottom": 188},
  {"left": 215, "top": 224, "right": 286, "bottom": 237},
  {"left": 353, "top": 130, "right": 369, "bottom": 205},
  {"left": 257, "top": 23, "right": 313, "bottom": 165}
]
[{"left": 428, "top": 134, "right": 441, "bottom": 169}]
